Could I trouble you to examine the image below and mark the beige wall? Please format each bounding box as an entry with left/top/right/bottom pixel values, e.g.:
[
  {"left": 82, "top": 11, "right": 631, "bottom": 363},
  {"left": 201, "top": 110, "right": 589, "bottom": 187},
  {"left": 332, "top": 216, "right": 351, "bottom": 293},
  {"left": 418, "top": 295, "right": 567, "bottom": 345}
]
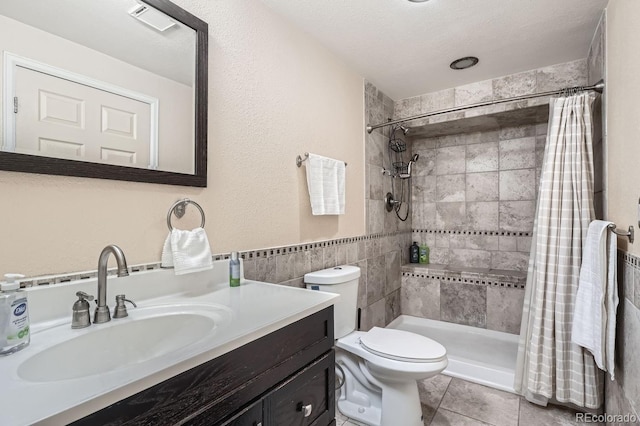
[
  {"left": 606, "top": 0, "right": 640, "bottom": 257},
  {"left": 0, "top": 0, "right": 365, "bottom": 277}
]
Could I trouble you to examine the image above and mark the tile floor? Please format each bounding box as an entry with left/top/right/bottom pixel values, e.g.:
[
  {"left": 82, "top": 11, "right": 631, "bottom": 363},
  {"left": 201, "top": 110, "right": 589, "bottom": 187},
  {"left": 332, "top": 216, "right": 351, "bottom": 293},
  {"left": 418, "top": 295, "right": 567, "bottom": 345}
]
[{"left": 335, "top": 375, "right": 603, "bottom": 426}]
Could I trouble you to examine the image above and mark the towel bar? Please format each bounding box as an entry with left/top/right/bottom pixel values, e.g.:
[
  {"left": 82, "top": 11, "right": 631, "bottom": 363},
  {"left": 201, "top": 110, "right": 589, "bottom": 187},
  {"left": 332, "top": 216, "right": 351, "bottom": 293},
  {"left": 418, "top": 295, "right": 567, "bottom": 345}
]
[
  {"left": 167, "top": 199, "right": 206, "bottom": 231},
  {"left": 296, "top": 152, "right": 347, "bottom": 168},
  {"left": 608, "top": 223, "right": 634, "bottom": 243}
]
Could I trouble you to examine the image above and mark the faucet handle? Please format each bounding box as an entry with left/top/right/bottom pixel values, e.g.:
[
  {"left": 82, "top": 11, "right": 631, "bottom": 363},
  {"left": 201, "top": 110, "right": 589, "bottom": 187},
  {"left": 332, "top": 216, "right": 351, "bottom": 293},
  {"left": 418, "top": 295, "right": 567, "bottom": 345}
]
[
  {"left": 113, "top": 294, "right": 137, "bottom": 319},
  {"left": 71, "top": 292, "right": 94, "bottom": 329},
  {"left": 76, "top": 291, "right": 94, "bottom": 302}
]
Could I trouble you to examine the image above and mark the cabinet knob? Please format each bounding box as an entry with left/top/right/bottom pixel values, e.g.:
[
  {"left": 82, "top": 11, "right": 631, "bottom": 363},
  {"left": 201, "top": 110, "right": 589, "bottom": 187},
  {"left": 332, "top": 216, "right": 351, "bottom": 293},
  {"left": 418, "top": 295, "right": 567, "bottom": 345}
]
[{"left": 297, "top": 403, "right": 312, "bottom": 417}]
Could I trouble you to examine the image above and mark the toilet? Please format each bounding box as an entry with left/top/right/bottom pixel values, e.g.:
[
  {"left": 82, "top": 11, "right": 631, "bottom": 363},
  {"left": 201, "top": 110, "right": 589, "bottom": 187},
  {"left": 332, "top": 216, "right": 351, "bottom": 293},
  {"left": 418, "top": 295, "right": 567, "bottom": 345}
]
[{"left": 304, "top": 265, "right": 447, "bottom": 426}]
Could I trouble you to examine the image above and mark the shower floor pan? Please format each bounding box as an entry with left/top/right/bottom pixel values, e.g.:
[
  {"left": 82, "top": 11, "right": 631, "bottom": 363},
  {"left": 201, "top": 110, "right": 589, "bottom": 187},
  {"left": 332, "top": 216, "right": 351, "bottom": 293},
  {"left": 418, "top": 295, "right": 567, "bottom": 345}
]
[{"left": 387, "top": 315, "right": 519, "bottom": 393}]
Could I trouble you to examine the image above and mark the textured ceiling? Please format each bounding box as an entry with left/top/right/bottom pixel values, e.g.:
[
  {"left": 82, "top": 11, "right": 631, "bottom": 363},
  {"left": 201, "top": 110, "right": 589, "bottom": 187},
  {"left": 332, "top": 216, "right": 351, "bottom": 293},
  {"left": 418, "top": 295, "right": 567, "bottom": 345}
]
[{"left": 260, "top": 0, "right": 609, "bottom": 100}]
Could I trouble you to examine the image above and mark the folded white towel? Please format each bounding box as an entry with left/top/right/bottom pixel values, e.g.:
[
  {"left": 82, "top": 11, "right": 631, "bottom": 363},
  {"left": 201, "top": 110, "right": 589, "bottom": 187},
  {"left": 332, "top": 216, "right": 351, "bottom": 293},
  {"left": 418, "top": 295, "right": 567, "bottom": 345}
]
[
  {"left": 572, "top": 220, "right": 619, "bottom": 379},
  {"left": 305, "top": 153, "right": 345, "bottom": 215},
  {"left": 160, "top": 227, "right": 213, "bottom": 275},
  {"left": 161, "top": 234, "right": 174, "bottom": 268}
]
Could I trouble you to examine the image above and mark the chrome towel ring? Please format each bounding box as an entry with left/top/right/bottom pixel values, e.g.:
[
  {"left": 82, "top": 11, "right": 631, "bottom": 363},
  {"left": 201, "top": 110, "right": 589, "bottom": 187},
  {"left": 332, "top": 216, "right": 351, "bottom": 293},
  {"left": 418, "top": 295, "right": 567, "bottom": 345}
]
[{"left": 167, "top": 199, "right": 206, "bottom": 231}]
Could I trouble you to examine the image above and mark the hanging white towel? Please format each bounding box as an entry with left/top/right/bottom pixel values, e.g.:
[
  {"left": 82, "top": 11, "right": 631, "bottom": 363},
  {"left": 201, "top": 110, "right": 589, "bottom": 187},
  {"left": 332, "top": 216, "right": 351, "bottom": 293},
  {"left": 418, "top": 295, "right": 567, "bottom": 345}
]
[
  {"left": 572, "top": 220, "right": 619, "bottom": 379},
  {"left": 160, "top": 228, "right": 213, "bottom": 275},
  {"left": 305, "top": 153, "right": 345, "bottom": 215}
]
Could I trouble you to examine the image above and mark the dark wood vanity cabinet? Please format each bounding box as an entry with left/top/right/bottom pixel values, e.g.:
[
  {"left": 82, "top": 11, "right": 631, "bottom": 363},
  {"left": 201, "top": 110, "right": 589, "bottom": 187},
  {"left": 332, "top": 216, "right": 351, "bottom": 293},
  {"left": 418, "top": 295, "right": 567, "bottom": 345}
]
[
  {"left": 71, "top": 307, "right": 335, "bottom": 426},
  {"left": 196, "top": 351, "right": 334, "bottom": 426}
]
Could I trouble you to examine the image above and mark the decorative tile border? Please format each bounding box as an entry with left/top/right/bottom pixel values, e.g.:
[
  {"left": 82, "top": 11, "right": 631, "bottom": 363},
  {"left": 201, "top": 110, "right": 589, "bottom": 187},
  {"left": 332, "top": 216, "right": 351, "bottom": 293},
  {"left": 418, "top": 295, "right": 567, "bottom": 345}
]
[
  {"left": 17, "top": 231, "right": 411, "bottom": 288},
  {"left": 412, "top": 229, "right": 532, "bottom": 238},
  {"left": 621, "top": 250, "right": 640, "bottom": 268},
  {"left": 402, "top": 269, "right": 526, "bottom": 289},
  {"left": 19, "top": 262, "right": 163, "bottom": 288},
  {"left": 620, "top": 249, "right": 640, "bottom": 310},
  {"left": 401, "top": 250, "right": 640, "bottom": 293},
  {"left": 212, "top": 230, "right": 410, "bottom": 261}
]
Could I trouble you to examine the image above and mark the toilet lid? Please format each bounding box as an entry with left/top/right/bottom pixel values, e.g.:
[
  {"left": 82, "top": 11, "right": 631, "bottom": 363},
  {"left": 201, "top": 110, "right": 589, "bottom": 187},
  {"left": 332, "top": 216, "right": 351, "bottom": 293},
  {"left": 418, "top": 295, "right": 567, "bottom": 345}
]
[{"left": 359, "top": 327, "right": 446, "bottom": 362}]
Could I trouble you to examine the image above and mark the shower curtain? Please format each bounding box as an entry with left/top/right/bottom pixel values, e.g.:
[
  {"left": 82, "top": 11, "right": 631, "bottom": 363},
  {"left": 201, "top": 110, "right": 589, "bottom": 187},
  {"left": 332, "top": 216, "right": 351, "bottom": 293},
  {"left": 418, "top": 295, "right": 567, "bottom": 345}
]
[{"left": 514, "top": 92, "right": 602, "bottom": 409}]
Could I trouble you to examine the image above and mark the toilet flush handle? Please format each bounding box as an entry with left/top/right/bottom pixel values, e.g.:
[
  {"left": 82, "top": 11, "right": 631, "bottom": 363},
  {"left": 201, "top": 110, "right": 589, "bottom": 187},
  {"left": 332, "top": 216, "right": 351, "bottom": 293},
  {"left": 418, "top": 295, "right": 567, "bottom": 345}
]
[{"left": 297, "top": 402, "right": 312, "bottom": 417}]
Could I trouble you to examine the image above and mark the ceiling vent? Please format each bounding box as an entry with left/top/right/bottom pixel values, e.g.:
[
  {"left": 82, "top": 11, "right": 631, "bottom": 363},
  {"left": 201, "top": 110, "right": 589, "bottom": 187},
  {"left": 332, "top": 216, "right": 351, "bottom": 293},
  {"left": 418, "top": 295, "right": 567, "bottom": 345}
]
[
  {"left": 450, "top": 56, "right": 479, "bottom": 70},
  {"left": 129, "top": 3, "right": 176, "bottom": 32}
]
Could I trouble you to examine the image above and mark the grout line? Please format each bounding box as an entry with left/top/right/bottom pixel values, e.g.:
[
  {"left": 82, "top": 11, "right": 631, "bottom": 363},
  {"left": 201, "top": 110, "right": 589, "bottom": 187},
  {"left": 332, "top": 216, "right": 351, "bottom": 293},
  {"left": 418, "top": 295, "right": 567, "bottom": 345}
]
[
  {"left": 435, "top": 375, "right": 453, "bottom": 412},
  {"left": 437, "top": 407, "right": 496, "bottom": 426},
  {"left": 439, "top": 378, "right": 515, "bottom": 426}
]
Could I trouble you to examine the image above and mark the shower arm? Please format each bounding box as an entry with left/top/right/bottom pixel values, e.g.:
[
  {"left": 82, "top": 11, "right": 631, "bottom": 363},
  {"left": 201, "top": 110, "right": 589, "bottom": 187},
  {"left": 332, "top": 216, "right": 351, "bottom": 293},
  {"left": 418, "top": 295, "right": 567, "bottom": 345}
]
[{"left": 366, "top": 80, "right": 605, "bottom": 134}]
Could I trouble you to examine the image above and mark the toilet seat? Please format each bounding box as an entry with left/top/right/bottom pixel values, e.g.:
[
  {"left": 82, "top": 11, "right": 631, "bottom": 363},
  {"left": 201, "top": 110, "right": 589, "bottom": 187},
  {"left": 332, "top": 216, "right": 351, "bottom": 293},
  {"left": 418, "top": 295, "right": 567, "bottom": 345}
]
[{"left": 359, "top": 327, "right": 446, "bottom": 363}]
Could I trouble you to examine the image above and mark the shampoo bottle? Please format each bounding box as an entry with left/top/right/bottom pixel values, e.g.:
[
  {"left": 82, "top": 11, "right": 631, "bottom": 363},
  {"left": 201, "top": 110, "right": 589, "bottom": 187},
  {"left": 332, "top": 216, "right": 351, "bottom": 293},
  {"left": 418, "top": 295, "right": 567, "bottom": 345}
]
[
  {"left": 409, "top": 242, "right": 419, "bottom": 263},
  {"left": 0, "top": 273, "right": 30, "bottom": 355},
  {"left": 229, "top": 252, "right": 240, "bottom": 287}
]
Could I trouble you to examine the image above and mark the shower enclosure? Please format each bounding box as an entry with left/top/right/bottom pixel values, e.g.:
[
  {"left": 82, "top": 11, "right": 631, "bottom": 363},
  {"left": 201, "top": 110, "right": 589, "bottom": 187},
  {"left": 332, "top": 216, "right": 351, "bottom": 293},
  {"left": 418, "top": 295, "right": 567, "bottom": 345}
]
[{"left": 367, "top": 67, "right": 605, "bottom": 396}]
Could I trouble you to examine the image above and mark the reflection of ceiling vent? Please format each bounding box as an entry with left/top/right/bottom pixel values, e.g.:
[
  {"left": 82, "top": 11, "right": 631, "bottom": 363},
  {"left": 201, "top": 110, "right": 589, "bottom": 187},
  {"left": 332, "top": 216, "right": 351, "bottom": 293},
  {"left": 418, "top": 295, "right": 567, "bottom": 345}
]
[{"left": 128, "top": 3, "right": 176, "bottom": 32}]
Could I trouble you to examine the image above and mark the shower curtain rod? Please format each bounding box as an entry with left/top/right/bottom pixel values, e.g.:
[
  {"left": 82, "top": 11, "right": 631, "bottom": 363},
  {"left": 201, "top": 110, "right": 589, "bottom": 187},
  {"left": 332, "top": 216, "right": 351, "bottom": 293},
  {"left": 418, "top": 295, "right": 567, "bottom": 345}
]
[{"left": 366, "top": 79, "right": 605, "bottom": 134}]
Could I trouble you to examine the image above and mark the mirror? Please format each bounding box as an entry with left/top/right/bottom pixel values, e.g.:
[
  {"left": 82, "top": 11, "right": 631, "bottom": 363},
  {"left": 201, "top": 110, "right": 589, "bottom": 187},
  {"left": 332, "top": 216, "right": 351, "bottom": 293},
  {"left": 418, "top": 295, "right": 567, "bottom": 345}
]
[{"left": 0, "top": 0, "right": 207, "bottom": 187}]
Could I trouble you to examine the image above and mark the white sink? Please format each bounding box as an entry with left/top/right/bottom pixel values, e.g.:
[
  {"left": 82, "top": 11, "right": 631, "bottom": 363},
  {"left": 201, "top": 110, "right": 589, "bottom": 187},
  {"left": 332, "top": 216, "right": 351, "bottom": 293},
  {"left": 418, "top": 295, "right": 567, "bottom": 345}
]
[{"left": 18, "top": 304, "right": 232, "bottom": 382}]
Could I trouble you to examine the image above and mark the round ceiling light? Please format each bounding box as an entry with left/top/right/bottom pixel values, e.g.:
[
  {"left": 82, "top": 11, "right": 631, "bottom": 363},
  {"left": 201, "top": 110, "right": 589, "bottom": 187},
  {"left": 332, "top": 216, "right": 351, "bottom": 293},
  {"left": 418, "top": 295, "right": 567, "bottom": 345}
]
[{"left": 450, "top": 56, "right": 479, "bottom": 70}]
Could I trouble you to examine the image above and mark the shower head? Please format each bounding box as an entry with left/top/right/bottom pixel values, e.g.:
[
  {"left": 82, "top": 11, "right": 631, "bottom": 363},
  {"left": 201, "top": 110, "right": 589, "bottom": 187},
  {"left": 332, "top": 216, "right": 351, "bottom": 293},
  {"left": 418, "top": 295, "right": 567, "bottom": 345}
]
[
  {"left": 398, "top": 154, "right": 420, "bottom": 179},
  {"left": 399, "top": 124, "right": 410, "bottom": 135}
]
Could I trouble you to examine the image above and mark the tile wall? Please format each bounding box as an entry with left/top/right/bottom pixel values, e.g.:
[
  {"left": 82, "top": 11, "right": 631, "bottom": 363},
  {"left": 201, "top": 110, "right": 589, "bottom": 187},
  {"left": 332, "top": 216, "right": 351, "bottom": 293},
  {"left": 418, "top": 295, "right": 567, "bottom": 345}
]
[
  {"left": 401, "top": 265, "right": 526, "bottom": 334},
  {"left": 400, "top": 59, "right": 590, "bottom": 273},
  {"left": 605, "top": 251, "right": 640, "bottom": 424},
  {"left": 392, "top": 59, "right": 591, "bottom": 333},
  {"left": 409, "top": 123, "right": 544, "bottom": 272},
  {"left": 394, "top": 59, "right": 588, "bottom": 123}
]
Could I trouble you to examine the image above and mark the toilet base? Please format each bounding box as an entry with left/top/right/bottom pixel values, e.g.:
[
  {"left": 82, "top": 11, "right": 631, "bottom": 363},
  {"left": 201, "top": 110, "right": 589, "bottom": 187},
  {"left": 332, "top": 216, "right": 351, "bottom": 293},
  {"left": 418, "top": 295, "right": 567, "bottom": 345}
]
[
  {"left": 336, "top": 350, "right": 425, "bottom": 426},
  {"left": 336, "top": 355, "right": 382, "bottom": 425},
  {"left": 378, "top": 379, "right": 423, "bottom": 426},
  {"left": 337, "top": 398, "right": 381, "bottom": 426},
  {"left": 337, "top": 383, "right": 423, "bottom": 426}
]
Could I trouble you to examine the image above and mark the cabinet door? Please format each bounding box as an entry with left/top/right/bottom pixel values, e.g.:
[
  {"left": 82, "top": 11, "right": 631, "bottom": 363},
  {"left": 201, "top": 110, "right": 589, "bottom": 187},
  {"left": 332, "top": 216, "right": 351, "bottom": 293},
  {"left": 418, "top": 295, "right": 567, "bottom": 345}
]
[{"left": 265, "top": 351, "right": 335, "bottom": 426}]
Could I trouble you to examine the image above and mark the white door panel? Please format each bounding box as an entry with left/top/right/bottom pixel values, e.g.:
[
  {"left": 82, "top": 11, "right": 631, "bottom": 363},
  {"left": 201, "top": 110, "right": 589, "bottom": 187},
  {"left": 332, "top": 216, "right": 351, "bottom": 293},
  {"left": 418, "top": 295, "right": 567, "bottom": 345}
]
[{"left": 14, "top": 66, "right": 152, "bottom": 168}]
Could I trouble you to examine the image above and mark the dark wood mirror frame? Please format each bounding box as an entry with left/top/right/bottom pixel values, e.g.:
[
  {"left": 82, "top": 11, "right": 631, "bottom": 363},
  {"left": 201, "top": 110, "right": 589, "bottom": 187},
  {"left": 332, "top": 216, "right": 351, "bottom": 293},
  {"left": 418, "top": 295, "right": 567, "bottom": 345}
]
[{"left": 0, "top": 0, "right": 208, "bottom": 187}]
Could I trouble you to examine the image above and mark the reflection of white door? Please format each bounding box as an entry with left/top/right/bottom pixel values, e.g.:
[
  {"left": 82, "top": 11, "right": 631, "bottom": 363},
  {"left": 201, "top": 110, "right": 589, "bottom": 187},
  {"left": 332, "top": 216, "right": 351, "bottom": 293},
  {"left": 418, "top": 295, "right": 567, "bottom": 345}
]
[{"left": 14, "top": 66, "right": 152, "bottom": 168}]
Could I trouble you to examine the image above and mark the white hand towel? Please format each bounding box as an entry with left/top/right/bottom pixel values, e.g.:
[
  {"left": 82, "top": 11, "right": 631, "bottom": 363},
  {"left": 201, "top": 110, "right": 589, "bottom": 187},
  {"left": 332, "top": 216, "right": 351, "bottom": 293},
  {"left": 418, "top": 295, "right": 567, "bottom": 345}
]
[
  {"left": 305, "top": 153, "right": 345, "bottom": 215},
  {"left": 160, "top": 228, "right": 213, "bottom": 275},
  {"left": 572, "top": 220, "right": 619, "bottom": 379},
  {"left": 161, "top": 234, "right": 174, "bottom": 268}
]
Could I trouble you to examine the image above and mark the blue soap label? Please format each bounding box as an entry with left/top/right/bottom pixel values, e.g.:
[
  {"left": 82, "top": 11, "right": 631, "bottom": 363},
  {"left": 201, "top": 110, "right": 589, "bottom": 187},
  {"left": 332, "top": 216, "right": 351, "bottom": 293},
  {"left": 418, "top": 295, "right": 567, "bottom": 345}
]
[
  {"left": 311, "top": 285, "right": 320, "bottom": 291},
  {"left": 14, "top": 303, "right": 26, "bottom": 316}
]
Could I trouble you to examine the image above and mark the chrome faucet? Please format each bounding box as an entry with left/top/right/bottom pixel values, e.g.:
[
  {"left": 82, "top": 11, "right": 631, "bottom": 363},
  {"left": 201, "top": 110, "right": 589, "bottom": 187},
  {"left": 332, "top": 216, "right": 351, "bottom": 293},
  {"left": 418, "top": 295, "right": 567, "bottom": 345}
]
[{"left": 94, "top": 245, "right": 129, "bottom": 324}]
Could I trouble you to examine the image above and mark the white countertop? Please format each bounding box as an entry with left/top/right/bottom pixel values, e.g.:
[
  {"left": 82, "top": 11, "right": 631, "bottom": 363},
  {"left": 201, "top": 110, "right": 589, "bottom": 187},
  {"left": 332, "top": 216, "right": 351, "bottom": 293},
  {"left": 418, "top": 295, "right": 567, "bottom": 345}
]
[{"left": 0, "top": 261, "right": 337, "bottom": 426}]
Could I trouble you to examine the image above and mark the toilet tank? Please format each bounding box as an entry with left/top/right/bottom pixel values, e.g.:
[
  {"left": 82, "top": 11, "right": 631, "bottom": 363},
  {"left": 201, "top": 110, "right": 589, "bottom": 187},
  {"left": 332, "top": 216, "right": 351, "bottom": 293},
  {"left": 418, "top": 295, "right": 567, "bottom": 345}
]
[{"left": 304, "top": 265, "right": 360, "bottom": 339}]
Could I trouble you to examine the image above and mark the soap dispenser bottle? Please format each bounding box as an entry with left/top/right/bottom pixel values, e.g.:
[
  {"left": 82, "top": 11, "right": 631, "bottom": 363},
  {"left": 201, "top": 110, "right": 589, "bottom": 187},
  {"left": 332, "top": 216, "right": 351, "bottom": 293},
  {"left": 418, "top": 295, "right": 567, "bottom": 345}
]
[
  {"left": 0, "top": 273, "right": 30, "bottom": 355},
  {"left": 229, "top": 252, "right": 240, "bottom": 287}
]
